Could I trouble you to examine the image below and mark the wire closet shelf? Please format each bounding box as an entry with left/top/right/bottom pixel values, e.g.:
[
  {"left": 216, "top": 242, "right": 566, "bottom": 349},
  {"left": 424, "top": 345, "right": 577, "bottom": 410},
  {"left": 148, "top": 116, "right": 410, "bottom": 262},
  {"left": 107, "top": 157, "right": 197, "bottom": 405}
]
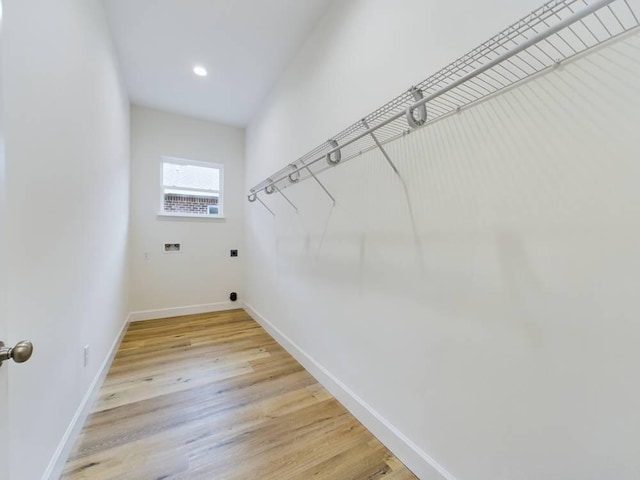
[{"left": 247, "top": 0, "right": 640, "bottom": 208}]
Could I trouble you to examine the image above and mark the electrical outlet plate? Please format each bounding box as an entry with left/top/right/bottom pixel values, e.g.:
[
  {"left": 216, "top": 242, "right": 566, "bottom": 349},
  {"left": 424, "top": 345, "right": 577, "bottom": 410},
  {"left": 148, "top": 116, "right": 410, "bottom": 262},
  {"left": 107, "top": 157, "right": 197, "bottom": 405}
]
[{"left": 164, "top": 243, "right": 181, "bottom": 254}]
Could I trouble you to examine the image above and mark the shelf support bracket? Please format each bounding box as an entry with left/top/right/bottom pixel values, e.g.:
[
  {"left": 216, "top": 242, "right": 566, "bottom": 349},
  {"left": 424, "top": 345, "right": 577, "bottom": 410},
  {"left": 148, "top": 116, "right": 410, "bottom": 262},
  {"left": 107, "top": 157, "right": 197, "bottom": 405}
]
[
  {"left": 275, "top": 185, "right": 298, "bottom": 212},
  {"left": 248, "top": 192, "right": 275, "bottom": 217},
  {"left": 302, "top": 160, "right": 336, "bottom": 205},
  {"left": 361, "top": 118, "right": 399, "bottom": 175},
  {"left": 288, "top": 164, "right": 300, "bottom": 183},
  {"left": 264, "top": 182, "right": 276, "bottom": 195},
  {"left": 406, "top": 86, "right": 427, "bottom": 129},
  {"left": 326, "top": 139, "right": 342, "bottom": 166}
]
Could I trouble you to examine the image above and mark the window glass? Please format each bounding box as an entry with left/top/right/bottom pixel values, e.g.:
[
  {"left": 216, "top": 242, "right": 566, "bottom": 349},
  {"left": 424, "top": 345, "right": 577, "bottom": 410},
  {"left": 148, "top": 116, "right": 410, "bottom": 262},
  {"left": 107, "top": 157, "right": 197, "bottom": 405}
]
[{"left": 161, "top": 157, "right": 223, "bottom": 217}]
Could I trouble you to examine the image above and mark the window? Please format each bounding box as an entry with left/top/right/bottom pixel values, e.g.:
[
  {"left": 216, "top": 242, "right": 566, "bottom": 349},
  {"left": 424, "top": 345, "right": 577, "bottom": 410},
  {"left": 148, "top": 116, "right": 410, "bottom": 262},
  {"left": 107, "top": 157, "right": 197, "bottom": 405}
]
[{"left": 160, "top": 156, "right": 223, "bottom": 217}]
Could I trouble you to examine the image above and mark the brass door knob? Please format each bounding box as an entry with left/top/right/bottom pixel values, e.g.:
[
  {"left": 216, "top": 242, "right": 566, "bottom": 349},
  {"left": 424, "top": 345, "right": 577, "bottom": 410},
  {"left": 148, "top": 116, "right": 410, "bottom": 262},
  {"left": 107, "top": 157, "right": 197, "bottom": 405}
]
[{"left": 0, "top": 340, "right": 34, "bottom": 367}]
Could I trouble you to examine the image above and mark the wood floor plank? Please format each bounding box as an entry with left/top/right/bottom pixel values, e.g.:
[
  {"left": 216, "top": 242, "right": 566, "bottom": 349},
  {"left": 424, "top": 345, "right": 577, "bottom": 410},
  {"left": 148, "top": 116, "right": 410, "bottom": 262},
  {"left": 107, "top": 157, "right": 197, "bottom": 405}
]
[{"left": 62, "top": 309, "right": 417, "bottom": 479}]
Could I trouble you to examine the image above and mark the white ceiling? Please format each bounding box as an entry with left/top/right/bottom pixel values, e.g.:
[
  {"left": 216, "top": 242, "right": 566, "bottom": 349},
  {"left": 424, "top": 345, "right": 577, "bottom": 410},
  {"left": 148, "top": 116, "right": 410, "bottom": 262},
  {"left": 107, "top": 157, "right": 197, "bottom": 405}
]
[{"left": 103, "top": 0, "right": 334, "bottom": 127}]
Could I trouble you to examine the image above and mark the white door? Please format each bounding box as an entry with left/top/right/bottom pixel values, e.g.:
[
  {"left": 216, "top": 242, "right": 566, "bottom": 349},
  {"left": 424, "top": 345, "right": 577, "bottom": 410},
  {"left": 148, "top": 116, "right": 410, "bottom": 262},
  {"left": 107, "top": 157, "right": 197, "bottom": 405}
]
[
  {"left": 0, "top": 276, "right": 7, "bottom": 480},
  {"left": 0, "top": 3, "right": 30, "bottom": 477},
  {"left": 0, "top": 1, "right": 8, "bottom": 477},
  {"left": 0, "top": 284, "right": 7, "bottom": 479}
]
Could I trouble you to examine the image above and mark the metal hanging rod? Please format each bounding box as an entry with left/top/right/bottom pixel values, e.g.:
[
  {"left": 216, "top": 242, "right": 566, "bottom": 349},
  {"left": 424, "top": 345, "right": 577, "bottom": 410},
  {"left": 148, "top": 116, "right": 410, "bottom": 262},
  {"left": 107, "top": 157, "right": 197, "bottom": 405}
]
[{"left": 248, "top": 0, "right": 640, "bottom": 206}]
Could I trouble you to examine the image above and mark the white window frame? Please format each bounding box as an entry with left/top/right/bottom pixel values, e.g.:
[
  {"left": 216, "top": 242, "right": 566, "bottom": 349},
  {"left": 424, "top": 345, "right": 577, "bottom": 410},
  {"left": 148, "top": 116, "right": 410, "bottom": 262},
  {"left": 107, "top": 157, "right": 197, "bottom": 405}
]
[{"left": 159, "top": 156, "right": 224, "bottom": 218}]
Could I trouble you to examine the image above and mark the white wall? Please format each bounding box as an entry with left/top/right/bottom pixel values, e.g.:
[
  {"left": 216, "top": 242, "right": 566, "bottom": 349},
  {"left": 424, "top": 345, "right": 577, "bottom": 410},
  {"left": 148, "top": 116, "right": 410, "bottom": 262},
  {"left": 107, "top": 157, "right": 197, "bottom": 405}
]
[
  {"left": 129, "top": 105, "right": 244, "bottom": 318},
  {"left": 3, "top": 0, "right": 130, "bottom": 478},
  {"left": 245, "top": 1, "right": 640, "bottom": 479}
]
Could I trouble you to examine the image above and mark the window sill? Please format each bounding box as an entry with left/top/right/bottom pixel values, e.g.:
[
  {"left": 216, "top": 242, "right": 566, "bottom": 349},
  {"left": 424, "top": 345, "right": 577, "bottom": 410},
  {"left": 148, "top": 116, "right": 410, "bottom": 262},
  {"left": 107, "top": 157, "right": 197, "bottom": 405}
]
[{"left": 157, "top": 212, "right": 226, "bottom": 220}]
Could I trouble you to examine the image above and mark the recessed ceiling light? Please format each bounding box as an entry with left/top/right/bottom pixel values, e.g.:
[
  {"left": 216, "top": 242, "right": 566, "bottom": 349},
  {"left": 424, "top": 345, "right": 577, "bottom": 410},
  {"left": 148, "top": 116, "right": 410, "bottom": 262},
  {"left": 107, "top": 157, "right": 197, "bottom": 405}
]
[{"left": 193, "top": 65, "right": 208, "bottom": 77}]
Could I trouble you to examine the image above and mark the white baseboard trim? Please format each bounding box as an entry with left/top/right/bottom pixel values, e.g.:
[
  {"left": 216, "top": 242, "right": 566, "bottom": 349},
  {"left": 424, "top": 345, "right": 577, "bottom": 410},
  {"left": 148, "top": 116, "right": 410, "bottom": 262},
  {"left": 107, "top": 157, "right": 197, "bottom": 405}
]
[
  {"left": 243, "top": 302, "right": 456, "bottom": 480},
  {"left": 129, "top": 301, "right": 237, "bottom": 322},
  {"left": 42, "top": 313, "right": 131, "bottom": 480}
]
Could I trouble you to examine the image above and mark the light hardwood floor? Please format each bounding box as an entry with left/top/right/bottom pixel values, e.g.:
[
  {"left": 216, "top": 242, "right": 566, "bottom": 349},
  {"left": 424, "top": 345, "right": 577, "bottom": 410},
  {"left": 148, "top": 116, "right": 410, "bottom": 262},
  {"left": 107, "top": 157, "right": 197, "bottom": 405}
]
[{"left": 62, "top": 309, "right": 417, "bottom": 480}]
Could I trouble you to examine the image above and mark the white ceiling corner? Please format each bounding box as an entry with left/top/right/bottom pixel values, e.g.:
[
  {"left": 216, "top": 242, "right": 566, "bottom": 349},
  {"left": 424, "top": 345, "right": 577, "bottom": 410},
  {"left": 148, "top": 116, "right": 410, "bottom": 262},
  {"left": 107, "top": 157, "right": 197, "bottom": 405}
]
[{"left": 102, "top": 0, "right": 334, "bottom": 127}]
